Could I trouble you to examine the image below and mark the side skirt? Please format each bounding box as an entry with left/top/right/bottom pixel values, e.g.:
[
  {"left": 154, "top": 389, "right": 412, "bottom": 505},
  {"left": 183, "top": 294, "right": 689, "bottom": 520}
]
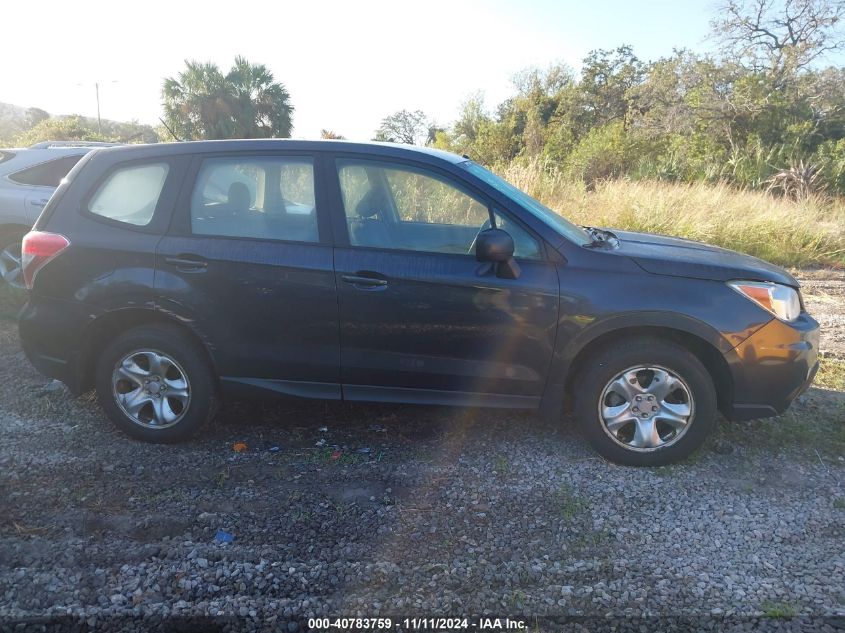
[
  {"left": 220, "top": 378, "right": 541, "bottom": 410},
  {"left": 343, "top": 385, "right": 540, "bottom": 409}
]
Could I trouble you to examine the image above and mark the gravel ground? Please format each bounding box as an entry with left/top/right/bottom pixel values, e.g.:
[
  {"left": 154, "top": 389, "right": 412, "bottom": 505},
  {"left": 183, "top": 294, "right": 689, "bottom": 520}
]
[
  {"left": 1, "top": 273, "right": 844, "bottom": 632},
  {"left": 799, "top": 268, "right": 845, "bottom": 357}
]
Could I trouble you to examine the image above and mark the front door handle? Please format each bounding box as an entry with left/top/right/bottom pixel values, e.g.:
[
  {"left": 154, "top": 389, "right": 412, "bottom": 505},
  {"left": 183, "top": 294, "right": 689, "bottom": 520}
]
[
  {"left": 164, "top": 254, "right": 208, "bottom": 272},
  {"left": 341, "top": 274, "right": 388, "bottom": 288}
]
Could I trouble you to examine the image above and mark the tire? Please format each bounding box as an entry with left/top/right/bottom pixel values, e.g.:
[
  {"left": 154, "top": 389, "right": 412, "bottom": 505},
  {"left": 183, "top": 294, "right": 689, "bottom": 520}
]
[
  {"left": 95, "top": 324, "right": 218, "bottom": 443},
  {"left": 0, "top": 228, "right": 27, "bottom": 289},
  {"left": 573, "top": 337, "right": 716, "bottom": 466}
]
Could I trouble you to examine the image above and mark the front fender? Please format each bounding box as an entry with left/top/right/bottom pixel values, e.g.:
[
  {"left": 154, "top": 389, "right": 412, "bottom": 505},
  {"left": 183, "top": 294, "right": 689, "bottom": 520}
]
[{"left": 539, "top": 309, "right": 765, "bottom": 420}]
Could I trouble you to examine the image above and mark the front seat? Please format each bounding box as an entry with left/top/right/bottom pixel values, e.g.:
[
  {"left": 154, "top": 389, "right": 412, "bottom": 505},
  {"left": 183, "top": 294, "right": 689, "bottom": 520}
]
[{"left": 349, "top": 188, "right": 391, "bottom": 248}]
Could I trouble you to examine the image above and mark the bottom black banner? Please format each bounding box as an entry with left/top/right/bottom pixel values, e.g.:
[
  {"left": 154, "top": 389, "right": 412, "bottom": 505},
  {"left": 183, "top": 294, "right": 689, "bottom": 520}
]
[{"left": 2, "top": 615, "right": 845, "bottom": 633}]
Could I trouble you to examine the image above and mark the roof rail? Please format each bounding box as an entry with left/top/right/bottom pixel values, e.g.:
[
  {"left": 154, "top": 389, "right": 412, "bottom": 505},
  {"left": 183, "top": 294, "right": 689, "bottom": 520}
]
[{"left": 28, "top": 141, "right": 122, "bottom": 149}]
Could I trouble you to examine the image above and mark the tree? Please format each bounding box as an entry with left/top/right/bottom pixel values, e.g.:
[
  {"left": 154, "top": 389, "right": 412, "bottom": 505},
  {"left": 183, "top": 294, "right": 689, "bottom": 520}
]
[
  {"left": 14, "top": 116, "right": 107, "bottom": 146},
  {"left": 320, "top": 129, "right": 345, "bottom": 139},
  {"left": 25, "top": 107, "right": 49, "bottom": 129},
  {"left": 579, "top": 45, "right": 645, "bottom": 129},
  {"left": 712, "top": 0, "right": 845, "bottom": 76},
  {"left": 373, "top": 109, "right": 430, "bottom": 145},
  {"left": 162, "top": 57, "right": 293, "bottom": 140},
  {"left": 453, "top": 93, "right": 490, "bottom": 143}
]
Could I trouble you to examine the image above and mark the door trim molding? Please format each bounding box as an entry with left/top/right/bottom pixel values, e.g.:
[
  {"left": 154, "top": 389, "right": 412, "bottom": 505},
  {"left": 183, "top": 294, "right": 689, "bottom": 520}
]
[
  {"left": 220, "top": 377, "right": 342, "bottom": 400},
  {"left": 342, "top": 384, "right": 540, "bottom": 409}
]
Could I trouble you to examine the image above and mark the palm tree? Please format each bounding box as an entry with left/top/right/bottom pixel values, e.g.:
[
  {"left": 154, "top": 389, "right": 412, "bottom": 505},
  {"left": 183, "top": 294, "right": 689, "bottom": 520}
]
[
  {"left": 162, "top": 57, "right": 293, "bottom": 140},
  {"left": 227, "top": 56, "right": 292, "bottom": 138}
]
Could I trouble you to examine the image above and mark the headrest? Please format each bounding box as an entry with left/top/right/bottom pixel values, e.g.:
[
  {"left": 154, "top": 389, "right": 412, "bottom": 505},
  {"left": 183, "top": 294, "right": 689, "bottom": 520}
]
[
  {"left": 227, "top": 182, "right": 251, "bottom": 212},
  {"left": 355, "top": 188, "right": 383, "bottom": 219}
]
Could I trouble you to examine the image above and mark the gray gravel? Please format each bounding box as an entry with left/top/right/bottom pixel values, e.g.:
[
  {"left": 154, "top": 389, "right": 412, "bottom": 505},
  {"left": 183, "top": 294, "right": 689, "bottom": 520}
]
[
  {"left": 798, "top": 268, "right": 845, "bottom": 357},
  {"left": 0, "top": 297, "right": 844, "bottom": 630}
]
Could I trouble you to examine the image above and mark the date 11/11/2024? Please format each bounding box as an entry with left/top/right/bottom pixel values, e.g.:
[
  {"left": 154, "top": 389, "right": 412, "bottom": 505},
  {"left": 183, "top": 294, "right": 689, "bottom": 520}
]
[{"left": 307, "top": 617, "right": 528, "bottom": 630}]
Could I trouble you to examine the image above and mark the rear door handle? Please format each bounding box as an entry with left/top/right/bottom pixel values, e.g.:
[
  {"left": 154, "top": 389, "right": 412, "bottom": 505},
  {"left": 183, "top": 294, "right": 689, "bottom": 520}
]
[
  {"left": 30, "top": 199, "right": 48, "bottom": 208},
  {"left": 164, "top": 255, "right": 208, "bottom": 271},
  {"left": 341, "top": 274, "right": 388, "bottom": 288}
]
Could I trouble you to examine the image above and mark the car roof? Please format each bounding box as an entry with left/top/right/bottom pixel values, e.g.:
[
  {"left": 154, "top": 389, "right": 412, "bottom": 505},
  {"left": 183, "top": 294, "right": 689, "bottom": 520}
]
[
  {"left": 0, "top": 144, "right": 108, "bottom": 174},
  {"left": 0, "top": 145, "right": 111, "bottom": 156},
  {"left": 26, "top": 141, "right": 121, "bottom": 149},
  {"left": 90, "top": 139, "right": 468, "bottom": 165}
]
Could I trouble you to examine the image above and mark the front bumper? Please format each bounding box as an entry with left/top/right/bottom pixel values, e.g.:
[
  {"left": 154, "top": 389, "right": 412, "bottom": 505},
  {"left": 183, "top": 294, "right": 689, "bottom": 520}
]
[{"left": 723, "top": 312, "right": 820, "bottom": 421}]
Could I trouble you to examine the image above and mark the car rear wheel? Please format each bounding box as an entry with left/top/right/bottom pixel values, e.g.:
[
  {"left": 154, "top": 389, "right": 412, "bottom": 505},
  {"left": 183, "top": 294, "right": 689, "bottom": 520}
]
[
  {"left": 95, "top": 324, "right": 218, "bottom": 442},
  {"left": 0, "top": 229, "right": 26, "bottom": 289},
  {"left": 573, "top": 337, "right": 716, "bottom": 466}
]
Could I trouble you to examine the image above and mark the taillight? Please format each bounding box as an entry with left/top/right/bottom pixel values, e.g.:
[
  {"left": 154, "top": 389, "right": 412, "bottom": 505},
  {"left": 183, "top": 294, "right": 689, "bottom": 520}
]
[{"left": 21, "top": 231, "right": 70, "bottom": 290}]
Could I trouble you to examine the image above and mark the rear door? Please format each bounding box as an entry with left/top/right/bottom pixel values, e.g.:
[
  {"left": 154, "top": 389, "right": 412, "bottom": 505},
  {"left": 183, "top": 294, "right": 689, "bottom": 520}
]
[
  {"left": 329, "top": 156, "right": 560, "bottom": 406},
  {"left": 155, "top": 151, "right": 341, "bottom": 398}
]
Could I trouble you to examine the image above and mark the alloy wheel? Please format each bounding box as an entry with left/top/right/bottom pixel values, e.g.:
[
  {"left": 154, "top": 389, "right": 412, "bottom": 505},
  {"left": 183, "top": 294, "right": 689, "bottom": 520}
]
[
  {"left": 0, "top": 241, "right": 23, "bottom": 289},
  {"left": 112, "top": 350, "right": 191, "bottom": 429},
  {"left": 598, "top": 365, "right": 694, "bottom": 451}
]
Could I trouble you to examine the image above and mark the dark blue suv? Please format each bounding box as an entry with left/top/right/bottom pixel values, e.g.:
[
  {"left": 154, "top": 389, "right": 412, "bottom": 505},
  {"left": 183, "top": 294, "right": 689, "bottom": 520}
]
[{"left": 18, "top": 140, "right": 820, "bottom": 465}]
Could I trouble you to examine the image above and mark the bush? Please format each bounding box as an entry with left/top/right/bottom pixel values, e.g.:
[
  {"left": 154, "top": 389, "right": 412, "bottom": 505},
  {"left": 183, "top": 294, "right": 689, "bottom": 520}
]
[
  {"left": 814, "top": 139, "right": 845, "bottom": 195},
  {"left": 564, "top": 122, "right": 633, "bottom": 185}
]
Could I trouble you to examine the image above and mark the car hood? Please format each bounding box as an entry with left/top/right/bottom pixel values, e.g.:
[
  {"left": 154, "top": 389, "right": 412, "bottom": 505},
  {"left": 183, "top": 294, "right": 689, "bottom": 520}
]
[{"left": 608, "top": 229, "right": 798, "bottom": 286}]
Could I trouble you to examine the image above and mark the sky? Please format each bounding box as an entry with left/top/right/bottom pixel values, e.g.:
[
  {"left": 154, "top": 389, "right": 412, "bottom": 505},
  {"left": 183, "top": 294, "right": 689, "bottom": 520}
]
[{"left": 1, "top": 0, "right": 720, "bottom": 139}]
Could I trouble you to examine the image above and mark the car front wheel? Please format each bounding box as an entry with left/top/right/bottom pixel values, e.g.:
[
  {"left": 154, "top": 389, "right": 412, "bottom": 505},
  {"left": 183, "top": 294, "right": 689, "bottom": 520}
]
[
  {"left": 95, "top": 324, "right": 218, "bottom": 442},
  {"left": 574, "top": 337, "right": 716, "bottom": 466}
]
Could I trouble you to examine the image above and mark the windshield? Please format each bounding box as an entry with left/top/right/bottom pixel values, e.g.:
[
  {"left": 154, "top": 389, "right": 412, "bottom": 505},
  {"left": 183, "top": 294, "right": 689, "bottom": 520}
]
[{"left": 460, "top": 161, "right": 592, "bottom": 246}]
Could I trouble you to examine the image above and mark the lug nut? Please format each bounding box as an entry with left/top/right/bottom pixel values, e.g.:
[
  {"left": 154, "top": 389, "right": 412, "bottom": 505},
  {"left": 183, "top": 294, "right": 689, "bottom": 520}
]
[
  {"left": 652, "top": 406, "right": 658, "bottom": 411},
  {"left": 641, "top": 413, "right": 648, "bottom": 418},
  {"left": 633, "top": 406, "right": 639, "bottom": 412},
  {"left": 635, "top": 395, "right": 642, "bottom": 401}
]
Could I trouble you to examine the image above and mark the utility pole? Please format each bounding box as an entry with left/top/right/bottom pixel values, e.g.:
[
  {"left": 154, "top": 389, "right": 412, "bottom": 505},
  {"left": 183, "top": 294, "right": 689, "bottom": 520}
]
[
  {"left": 78, "top": 80, "right": 117, "bottom": 135},
  {"left": 95, "top": 82, "right": 101, "bottom": 134}
]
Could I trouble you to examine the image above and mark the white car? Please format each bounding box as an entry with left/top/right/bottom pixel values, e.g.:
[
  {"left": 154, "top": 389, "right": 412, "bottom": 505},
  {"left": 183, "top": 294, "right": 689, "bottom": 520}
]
[{"left": 0, "top": 141, "right": 117, "bottom": 288}]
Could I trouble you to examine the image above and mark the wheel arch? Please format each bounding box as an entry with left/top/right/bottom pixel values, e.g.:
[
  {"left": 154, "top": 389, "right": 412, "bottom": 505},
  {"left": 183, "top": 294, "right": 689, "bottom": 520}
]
[
  {"left": 546, "top": 313, "right": 735, "bottom": 418},
  {"left": 76, "top": 307, "right": 219, "bottom": 394}
]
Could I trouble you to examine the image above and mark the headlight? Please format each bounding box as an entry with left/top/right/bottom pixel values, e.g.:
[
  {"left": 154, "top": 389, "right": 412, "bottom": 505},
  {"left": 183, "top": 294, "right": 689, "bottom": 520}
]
[{"left": 728, "top": 280, "right": 801, "bottom": 322}]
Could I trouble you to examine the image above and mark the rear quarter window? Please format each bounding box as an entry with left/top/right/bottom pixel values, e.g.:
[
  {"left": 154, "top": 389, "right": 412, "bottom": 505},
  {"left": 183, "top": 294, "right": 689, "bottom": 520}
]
[
  {"left": 88, "top": 162, "right": 169, "bottom": 226},
  {"left": 9, "top": 155, "right": 84, "bottom": 187}
]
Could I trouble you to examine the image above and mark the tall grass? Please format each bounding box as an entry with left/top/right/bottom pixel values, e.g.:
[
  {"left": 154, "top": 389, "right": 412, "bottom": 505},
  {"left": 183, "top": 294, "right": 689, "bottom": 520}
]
[{"left": 500, "top": 162, "right": 845, "bottom": 268}]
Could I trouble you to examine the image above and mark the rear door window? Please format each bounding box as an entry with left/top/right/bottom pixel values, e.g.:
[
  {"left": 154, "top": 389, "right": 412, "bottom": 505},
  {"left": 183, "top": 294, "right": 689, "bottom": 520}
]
[
  {"left": 190, "top": 156, "right": 318, "bottom": 243},
  {"left": 88, "top": 162, "right": 170, "bottom": 226},
  {"left": 9, "top": 155, "right": 84, "bottom": 187}
]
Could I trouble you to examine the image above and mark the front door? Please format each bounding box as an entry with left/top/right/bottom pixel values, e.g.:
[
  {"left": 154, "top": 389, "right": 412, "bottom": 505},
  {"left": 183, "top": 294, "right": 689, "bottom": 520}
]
[
  {"left": 156, "top": 152, "right": 341, "bottom": 399},
  {"left": 331, "top": 157, "right": 559, "bottom": 407}
]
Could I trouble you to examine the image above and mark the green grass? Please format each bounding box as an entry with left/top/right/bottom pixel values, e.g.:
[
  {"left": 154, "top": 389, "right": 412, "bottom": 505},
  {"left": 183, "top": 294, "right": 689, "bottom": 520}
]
[
  {"left": 0, "top": 284, "right": 25, "bottom": 321},
  {"left": 816, "top": 356, "right": 845, "bottom": 391},
  {"left": 714, "top": 398, "right": 845, "bottom": 459},
  {"left": 493, "top": 454, "right": 511, "bottom": 475},
  {"left": 500, "top": 162, "right": 845, "bottom": 268},
  {"left": 760, "top": 601, "right": 798, "bottom": 618},
  {"left": 551, "top": 484, "right": 589, "bottom": 520}
]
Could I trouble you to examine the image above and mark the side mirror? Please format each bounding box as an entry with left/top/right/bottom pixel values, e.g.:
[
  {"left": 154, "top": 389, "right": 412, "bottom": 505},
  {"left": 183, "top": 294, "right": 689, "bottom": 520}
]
[{"left": 475, "top": 228, "right": 521, "bottom": 279}]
